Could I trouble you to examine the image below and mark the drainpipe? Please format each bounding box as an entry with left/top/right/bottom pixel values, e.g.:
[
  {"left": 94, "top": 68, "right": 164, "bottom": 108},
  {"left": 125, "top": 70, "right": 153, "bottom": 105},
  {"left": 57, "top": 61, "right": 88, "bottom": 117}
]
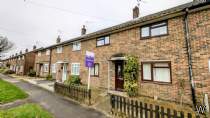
[
  {"left": 48, "top": 48, "right": 52, "bottom": 75},
  {"left": 183, "top": 8, "right": 197, "bottom": 108}
]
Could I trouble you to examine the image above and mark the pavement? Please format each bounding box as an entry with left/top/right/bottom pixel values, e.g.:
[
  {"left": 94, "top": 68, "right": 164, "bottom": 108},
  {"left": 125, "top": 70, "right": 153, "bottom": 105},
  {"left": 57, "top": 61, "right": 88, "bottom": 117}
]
[
  {"left": 10, "top": 75, "right": 54, "bottom": 92},
  {"left": 0, "top": 74, "right": 107, "bottom": 118}
]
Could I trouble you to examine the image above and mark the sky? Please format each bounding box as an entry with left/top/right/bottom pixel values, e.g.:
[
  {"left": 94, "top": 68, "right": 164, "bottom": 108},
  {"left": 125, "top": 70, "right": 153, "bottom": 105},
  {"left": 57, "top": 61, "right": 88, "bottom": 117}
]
[{"left": 0, "top": 0, "right": 192, "bottom": 59}]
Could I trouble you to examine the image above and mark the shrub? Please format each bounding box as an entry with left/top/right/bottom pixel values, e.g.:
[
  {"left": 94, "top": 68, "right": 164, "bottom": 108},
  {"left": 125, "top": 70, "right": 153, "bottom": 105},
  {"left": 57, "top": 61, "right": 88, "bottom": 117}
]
[
  {"left": 64, "top": 75, "right": 81, "bottom": 86},
  {"left": 28, "top": 70, "right": 36, "bottom": 77},
  {"left": 46, "top": 74, "right": 53, "bottom": 81},
  {"left": 3, "top": 69, "right": 15, "bottom": 74},
  {"left": 124, "top": 55, "right": 139, "bottom": 97}
]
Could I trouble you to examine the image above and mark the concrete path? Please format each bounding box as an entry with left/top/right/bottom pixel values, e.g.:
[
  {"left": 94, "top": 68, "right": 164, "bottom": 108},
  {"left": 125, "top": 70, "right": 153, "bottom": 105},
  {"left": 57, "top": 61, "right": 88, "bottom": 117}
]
[{"left": 0, "top": 74, "right": 107, "bottom": 118}]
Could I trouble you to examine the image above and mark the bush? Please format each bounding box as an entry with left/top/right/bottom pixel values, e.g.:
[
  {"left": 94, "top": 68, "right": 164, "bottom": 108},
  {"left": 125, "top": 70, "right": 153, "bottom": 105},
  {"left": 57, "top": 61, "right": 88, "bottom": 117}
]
[
  {"left": 46, "top": 74, "right": 53, "bottom": 81},
  {"left": 64, "top": 75, "right": 81, "bottom": 86},
  {"left": 3, "top": 69, "right": 15, "bottom": 75},
  {"left": 28, "top": 70, "right": 36, "bottom": 77},
  {"left": 124, "top": 55, "right": 139, "bottom": 97}
]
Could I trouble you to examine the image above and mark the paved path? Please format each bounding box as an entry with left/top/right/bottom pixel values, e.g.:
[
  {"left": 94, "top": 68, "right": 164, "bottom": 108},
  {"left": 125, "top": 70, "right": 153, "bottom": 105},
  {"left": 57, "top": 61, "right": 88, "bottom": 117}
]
[{"left": 0, "top": 74, "right": 107, "bottom": 118}]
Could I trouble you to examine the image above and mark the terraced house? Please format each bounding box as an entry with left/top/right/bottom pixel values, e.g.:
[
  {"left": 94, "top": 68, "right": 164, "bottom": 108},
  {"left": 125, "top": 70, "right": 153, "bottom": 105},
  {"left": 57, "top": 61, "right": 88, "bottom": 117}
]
[
  {"left": 5, "top": 0, "right": 210, "bottom": 107},
  {"left": 3, "top": 46, "right": 37, "bottom": 75}
]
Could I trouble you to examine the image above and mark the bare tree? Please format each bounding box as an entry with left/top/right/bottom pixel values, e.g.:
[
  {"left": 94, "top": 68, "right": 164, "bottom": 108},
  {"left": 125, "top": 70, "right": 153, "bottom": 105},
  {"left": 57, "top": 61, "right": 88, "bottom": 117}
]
[{"left": 0, "top": 36, "right": 14, "bottom": 55}]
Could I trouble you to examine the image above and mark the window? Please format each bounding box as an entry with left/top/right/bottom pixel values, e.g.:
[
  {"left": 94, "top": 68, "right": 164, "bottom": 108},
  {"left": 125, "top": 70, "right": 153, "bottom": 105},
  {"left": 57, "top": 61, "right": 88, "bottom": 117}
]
[
  {"left": 46, "top": 49, "right": 50, "bottom": 55},
  {"left": 140, "top": 21, "right": 168, "bottom": 38},
  {"left": 90, "top": 63, "right": 99, "bottom": 76},
  {"left": 18, "top": 56, "right": 21, "bottom": 60},
  {"left": 22, "top": 56, "right": 24, "bottom": 60},
  {"left": 72, "top": 42, "right": 81, "bottom": 51},
  {"left": 44, "top": 64, "right": 49, "bottom": 72},
  {"left": 142, "top": 61, "right": 171, "bottom": 83},
  {"left": 51, "top": 64, "right": 56, "bottom": 73},
  {"left": 96, "top": 36, "right": 110, "bottom": 47},
  {"left": 57, "top": 46, "right": 63, "bottom": 53},
  {"left": 38, "top": 52, "right": 41, "bottom": 57},
  {"left": 71, "top": 63, "right": 80, "bottom": 75}
]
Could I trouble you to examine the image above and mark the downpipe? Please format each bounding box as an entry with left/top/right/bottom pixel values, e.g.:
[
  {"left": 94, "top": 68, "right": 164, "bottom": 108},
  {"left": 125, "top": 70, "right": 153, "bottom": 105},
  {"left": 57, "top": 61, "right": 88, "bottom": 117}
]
[{"left": 183, "top": 8, "right": 197, "bottom": 108}]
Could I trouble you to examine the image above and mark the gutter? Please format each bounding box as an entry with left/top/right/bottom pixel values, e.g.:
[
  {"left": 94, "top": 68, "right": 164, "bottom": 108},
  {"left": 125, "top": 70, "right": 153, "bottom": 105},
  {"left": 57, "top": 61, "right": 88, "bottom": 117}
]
[{"left": 183, "top": 8, "right": 196, "bottom": 108}]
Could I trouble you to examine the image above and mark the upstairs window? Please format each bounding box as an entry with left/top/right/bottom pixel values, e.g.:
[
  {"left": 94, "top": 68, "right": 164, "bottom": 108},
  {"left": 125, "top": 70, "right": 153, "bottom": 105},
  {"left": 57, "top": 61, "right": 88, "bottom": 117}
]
[
  {"left": 57, "top": 46, "right": 63, "bottom": 53},
  {"left": 140, "top": 21, "right": 168, "bottom": 38},
  {"left": 38, "top": 52, "right": 41, "bottom": 57},
  {"left": 46, "top": 49, "right": 50, "bottom": 55},
  {"left": 96, "top": 36, "right": 110, "bottom": 47},
  {"left": 90, "top": 63, "right": 99, "bottom": 77},
  {"left": 142, "top": 61, "right": 171, "bottom": 83},
  {"left": 72, "top": 42, "right": 81, "bottom": 51}
]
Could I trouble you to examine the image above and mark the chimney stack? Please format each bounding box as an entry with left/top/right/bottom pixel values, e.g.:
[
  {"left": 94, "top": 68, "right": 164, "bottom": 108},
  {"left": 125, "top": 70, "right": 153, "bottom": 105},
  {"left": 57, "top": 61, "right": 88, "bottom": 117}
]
[
  {"left": 33, "top": 45, "right": 36, "bottom": 50},
  {"left": 25, "top": 48, "right": 28, "bottom": 53},
  {"left": 81, "top": 25, "right": 86, "bottom": 35},
  {"left": 20, "top": 51, "right": 22, "bottom": 55},
  {"left": 15, "top": 53, "right": 18, "bottom": 56},
  {"left": 56, "top": 36, "right": 61, "bottom": 43},
  {"left": 133, "top": 6, "right": 139, "bottom": 19}
]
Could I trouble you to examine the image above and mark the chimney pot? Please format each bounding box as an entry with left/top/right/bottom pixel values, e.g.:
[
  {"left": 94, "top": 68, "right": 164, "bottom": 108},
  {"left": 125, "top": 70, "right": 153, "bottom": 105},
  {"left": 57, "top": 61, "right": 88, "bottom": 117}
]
[
  {"left": 20, "top": 51, "right": 22, "bottom": 54},
  {"left": 33, "top": 45, "right": 36, "bottom": 50},
  {"left": 56, "top": 36, "right": 61, "bottom": 43},
  {"left": 133, "top": 6, "right": 139, "bottom": 19},
  {"left": 25, "top": 48, "right": 28, "bottom": 53},
  {"left": 81, "top": 25, "right": 86, "bottom": 35}
]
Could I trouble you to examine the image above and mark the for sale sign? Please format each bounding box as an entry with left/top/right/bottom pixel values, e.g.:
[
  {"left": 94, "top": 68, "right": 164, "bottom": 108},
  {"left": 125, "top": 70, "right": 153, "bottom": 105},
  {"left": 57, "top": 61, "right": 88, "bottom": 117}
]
[{"left": 85, "top": 51, "right": 94, "bottom": 67}]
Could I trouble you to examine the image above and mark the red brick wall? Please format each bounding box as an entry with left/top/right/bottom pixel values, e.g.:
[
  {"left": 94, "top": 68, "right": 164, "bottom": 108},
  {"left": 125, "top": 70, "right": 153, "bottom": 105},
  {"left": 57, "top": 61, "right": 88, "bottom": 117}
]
[{"left": 188, "top": 9, "right": 210, "bottom": 102}]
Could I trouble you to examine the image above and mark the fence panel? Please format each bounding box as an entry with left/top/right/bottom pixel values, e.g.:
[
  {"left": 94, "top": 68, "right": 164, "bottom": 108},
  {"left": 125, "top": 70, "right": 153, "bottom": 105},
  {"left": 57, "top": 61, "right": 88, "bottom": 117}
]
[
  {"left": 54, "top": 82, "right": 91, "bottom": 105},
  {"left": 110, "top": 94, "right": 194, "bottom": 118}
]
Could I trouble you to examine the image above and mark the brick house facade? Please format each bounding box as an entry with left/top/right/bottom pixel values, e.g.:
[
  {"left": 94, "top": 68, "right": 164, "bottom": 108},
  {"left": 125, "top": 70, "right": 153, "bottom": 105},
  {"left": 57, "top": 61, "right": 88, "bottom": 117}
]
[
  {"left": 6, "top": 1, "right": 210, "bottom": 106},
  {"left": 2, "top": 48, "right": 36, "bottom": 75}
]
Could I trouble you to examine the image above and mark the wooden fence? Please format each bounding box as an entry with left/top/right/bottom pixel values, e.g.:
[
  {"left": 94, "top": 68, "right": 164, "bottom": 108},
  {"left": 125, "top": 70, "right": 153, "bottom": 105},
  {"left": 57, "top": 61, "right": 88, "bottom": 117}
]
[
  {"left": 54, "top": 82, "right": 91, "bottom": 105},
  {"left": 110, "top": 94, "right": 195, "bottom": 118}
]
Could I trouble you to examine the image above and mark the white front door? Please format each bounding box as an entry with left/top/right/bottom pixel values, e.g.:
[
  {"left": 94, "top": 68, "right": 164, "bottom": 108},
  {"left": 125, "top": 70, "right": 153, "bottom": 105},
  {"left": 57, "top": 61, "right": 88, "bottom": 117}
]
[{"left": 62, "top": 64, "right": 67, "bottom": 82}]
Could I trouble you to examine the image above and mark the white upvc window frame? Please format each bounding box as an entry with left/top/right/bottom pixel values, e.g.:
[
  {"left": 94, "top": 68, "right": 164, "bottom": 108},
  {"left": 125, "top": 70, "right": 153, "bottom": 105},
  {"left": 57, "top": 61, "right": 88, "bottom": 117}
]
[
  {"left": 46, "top": 49, "right": 50, "bottom": 55},
  {"left": 56, "top": 46, "right": 63, "bottom": 53},
  {"left": 44, "top": 64, "right": 49, "bottom": 72},
  {"left": 71, "top": 63, "right": 80, "bottom": 75},
  {"left": 51, "top": 64, "right": 56, "bottom": 73},
  {"left": 72, "top": 41, "right": 81, "bottom": 51},
  {"left": 38, "top": 51, "right": 42, "bottom": 57}
]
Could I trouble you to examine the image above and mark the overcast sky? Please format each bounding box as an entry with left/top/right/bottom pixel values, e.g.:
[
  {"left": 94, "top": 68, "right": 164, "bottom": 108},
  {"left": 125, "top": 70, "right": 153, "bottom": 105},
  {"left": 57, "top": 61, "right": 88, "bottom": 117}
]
[{"left": 0, "top": 0, "right": 192, "bottom": 58}]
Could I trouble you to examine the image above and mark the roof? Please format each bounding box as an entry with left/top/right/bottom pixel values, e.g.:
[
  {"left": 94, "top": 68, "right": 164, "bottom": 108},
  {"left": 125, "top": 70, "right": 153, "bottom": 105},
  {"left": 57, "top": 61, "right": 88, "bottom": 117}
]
[{"left": 33, "top": 1, "right": 210, "bottom": 52}]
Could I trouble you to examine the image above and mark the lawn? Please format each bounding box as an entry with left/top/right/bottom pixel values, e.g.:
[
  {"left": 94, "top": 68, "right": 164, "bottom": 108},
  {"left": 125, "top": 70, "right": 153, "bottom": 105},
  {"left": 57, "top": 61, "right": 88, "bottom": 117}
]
[
  {"left": 0, "top": 79, "right": 28, "bottom": 104},
  {"left": 0, "top": 103, "right": 53, "bottom": 118}
]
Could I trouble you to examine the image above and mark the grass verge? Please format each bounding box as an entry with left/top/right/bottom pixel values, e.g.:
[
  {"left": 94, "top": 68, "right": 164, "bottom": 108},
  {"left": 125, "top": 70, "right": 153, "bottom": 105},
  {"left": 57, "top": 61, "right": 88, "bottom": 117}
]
[
  {"left": 0, "top": 103, "right": 53, "bottom": 118},
  {"left": 0, "top": 79, "right": 28, "bottom": 104}
]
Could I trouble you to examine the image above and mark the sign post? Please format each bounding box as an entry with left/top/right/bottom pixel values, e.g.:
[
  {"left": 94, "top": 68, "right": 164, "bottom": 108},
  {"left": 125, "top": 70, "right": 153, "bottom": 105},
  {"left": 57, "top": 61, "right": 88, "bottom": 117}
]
[{"left": 85, "top": 51, "right": 94, "bottom": 90}]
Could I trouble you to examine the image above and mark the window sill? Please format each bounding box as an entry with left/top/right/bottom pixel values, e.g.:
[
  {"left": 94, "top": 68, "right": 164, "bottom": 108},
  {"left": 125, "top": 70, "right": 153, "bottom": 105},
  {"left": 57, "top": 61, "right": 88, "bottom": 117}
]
[
  {"left": 90, "top": 75, "right": 99, "bottom": 77},
  {"left": 140, "top": 34, "right": 169, "bottom": 40},
  {"left": 96, "top": 44, "right": 110, "bottom": 48},
  {"left": 141, "top": 80, "right": 172, "bottom": 85}
]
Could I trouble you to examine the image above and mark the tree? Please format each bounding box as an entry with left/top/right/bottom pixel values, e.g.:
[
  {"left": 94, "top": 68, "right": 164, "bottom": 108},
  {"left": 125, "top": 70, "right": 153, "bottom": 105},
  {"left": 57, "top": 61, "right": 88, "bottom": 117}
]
[{"left": 0, "top": 36, "right": 14, "bottom": 54}]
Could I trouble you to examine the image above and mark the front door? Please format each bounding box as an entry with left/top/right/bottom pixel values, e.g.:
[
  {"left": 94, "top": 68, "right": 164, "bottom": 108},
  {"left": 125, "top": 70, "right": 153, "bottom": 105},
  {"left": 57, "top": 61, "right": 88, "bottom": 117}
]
[
  {"left": 62, "top": 64, "right": 67, "bottom": 82},
  {"left": 115, "top": 61, "right": 124, "bottom": 91}
]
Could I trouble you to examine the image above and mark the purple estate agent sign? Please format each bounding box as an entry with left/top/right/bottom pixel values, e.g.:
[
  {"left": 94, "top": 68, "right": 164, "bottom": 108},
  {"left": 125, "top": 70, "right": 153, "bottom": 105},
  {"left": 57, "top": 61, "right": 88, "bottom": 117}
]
[{"left": 85, "top": 51, "right": 94, "bottom": 68}]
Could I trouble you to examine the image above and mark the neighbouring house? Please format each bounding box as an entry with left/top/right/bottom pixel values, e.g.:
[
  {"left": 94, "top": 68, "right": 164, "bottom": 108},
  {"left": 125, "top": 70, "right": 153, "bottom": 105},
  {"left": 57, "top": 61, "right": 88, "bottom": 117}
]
[
  {"left": 8, "top": 0, "right": 210, "bottom": 107},
  {"left": 2, "top": 46, "right": 37, "bottom": 75}
]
